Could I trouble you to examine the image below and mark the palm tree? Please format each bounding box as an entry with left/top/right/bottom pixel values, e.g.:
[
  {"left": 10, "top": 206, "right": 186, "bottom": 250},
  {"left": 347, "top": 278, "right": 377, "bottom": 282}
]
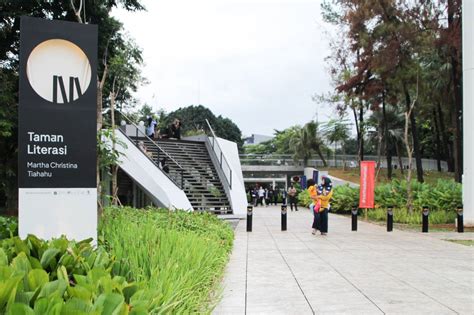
[
  {"left": 290, "top": 122, "right": 327, "bottom": 167},
  {"left": 321, "top": 119, "right": 350, "bottom": 169},
  {"left": 290, "top": 127, "right": 311, "bottom": 167},
  {"left": 305, "top": 121, "right": 327, "bottom": 167}
]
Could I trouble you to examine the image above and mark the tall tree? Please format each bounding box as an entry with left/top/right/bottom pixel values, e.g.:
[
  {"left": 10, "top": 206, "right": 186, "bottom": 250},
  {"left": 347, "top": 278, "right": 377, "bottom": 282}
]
[
  {"left": 0, "top": 0, "right": 145, "bottom": 213},
  {"left": 165, "top": 105, "right": 244, "bottom": 149}
]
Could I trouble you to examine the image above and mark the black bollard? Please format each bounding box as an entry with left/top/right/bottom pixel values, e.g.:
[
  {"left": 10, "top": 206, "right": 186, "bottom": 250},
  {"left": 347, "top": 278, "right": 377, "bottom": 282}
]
[
  {"left": 387, "top": 206, "right": 393, "bottom": 232},
  {"left": 422, "top": 206, "right": 429, "bottom": 233},
  {"left": 281, "top": 204, "right": 287, "bottom": 231},
  {"left": 457, "top": 206, "right": 464, "bottom": 233},
  {"left": 351, "top": 206, "right": 358, "bottom": 231},
  {"left": 246, "top": 205, "right": 253, "bottom": 232}
]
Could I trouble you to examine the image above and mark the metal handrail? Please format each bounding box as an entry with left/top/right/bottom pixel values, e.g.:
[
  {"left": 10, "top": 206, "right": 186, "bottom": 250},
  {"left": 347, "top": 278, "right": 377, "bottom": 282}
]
[
  {"left": 117, "top": 112, "right": 185, "bottom": 189},
  {"left": 205, "top": 119, "right": 233, "bottom": 189}
]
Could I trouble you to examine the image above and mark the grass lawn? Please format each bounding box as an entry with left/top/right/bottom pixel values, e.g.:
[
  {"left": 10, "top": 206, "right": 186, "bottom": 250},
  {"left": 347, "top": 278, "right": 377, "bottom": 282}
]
[
  {"left": 321, "top": 167, "right": 455, "bottom": 185},
  {"left": 444, "top": 239, "right": 474, "bottom": 246}
]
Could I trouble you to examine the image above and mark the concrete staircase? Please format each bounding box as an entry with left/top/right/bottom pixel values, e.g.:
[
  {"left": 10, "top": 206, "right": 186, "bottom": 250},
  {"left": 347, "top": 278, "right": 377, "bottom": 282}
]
[{"left": 140, "top": 138, "right": 232, "bottom": 213}]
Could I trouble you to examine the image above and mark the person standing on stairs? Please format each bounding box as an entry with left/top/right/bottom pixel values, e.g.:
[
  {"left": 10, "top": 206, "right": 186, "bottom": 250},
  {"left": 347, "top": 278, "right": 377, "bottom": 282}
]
[
  {"left": 160, "top": 157, "right": 170, "bottom": 174},
  {"left": 169, "top": 118, "right": 182, "bottom": 140},
  {"left": 146, "top": 116, "right": 157, "bottom": 138}
]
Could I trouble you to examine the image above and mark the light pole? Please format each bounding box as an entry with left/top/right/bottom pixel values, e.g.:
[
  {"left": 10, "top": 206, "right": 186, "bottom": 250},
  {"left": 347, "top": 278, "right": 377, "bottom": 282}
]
[{"left": 463, "top": 1, "right": 474, "bottom": 226}]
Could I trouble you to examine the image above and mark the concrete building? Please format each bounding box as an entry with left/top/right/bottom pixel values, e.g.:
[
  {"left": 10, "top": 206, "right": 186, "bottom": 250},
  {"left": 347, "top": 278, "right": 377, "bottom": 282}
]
[{"left": 243, "top": 134, "right": 273, "bottom": 146}]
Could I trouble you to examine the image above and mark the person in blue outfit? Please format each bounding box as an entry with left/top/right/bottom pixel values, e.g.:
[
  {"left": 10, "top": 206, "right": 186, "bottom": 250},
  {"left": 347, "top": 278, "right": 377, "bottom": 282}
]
[{"left": 316, "top": 176, "right": 333, "bottom": 235}]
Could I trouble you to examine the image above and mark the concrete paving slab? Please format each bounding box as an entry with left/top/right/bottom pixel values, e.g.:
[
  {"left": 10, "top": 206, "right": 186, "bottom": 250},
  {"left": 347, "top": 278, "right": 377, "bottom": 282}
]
[{"left": 213, "top": 206, "right": 474, "bottom": 314}]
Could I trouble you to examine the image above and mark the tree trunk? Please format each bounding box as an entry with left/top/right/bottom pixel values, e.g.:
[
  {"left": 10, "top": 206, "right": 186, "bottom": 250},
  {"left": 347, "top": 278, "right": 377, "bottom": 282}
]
[
  {"left": 432, "top": 109, "right": 443, "bottom": 172},
  {"left": 448, "top": 0, "right": 463, "bottom": 183},
  {"left": 403, "top": 84, "right": 423, "bottom": 183},
  {"left": 404, "top": 103, "right": 415, "bottom": 214},
  {"left": 395, "top": 140, "right": 404, "bottom": 176},
  {"left": 110, "top": 91, "right": 118, "bottom": 206},
  {"left": 382, "top": 93, "right": 392, "bottom": 180},
  {"left": 375, "top": 111, "right": 383, "bottom": 181},
  {"left": 316, "top": 146, "right": 327, "bottom": 167},
  {"left": 96, "top": 65, "right": 108, "bottom": 215},
  {"left": 437, "top": 102, "right": 454, "bottom": 171},
  {"left": 342, "top": 143, "right": 346, "bottom": 171},
  {"left": 359, "top": 105, "right": 364, "bottom": 164}
]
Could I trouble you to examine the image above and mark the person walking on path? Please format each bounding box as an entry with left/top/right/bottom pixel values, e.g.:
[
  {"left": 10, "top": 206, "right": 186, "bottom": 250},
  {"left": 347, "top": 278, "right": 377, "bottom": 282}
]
[
  {"left": 316, "top": 176, "right": 333, "bottom": 235},
  {"left": 257, "top": 186, "right": 265, "bottom": 207},
  {"left": 288, "top": 185, "right": 298, "bottom": 211},
  {"left": 250, "top": 188, "right": 257, "bottom": 206},
  {"left": 270, "top": 188, "right": 277, "bottom": 205},
  {"left": 265, "top": 188, "right": 271, "bottom": 206}
]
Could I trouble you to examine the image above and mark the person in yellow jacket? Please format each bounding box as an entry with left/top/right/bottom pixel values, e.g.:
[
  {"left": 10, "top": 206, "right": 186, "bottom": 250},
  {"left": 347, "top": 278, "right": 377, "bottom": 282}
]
[
  {"left": 307, "top": 179, "right": 319, "bottom": 235},
  {"left": 316, "top": 176, "right": 333, "bottom": 235}
]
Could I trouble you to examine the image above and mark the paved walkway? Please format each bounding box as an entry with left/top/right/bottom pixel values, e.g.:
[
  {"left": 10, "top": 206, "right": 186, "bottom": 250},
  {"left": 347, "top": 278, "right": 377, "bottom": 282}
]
[{"left": 214, "top": 206, "right": 474, "bottom": 315}]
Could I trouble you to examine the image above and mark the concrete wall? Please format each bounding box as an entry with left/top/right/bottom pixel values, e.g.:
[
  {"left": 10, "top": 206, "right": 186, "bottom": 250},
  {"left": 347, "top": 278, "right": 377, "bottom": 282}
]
[
  {"left": 215, "top": 137, "right": 248, "bottom": 217},
  {"left": 463, "top": 1, "right": 474, "bottom": 226}
]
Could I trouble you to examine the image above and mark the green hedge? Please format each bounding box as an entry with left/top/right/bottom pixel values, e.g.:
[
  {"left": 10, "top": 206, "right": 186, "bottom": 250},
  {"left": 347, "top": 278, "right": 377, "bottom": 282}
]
[
  {"left": 99, "top": 207, "right": 234, "bottom": 313},
  {"left": 0, "top": 216, "right": 17, "bottom": 240},
  {"left": 298, "top": 179, "right": 462, "bottom": 224},
  {"left": 0, "top": 207, "right": 234, "bottom": 314}
]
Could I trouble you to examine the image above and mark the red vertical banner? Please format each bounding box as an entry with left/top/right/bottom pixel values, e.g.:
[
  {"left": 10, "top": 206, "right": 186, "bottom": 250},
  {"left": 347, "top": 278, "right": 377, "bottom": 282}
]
[{"left": 359, "top": 161, "right": 376, "bottom": 208}]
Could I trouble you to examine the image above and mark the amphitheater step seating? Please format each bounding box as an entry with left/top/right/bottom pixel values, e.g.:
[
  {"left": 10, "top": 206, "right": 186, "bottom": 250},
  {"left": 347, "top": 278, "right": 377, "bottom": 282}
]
[{"left": 135, "top": 137, "right": 232, "bottom": 213}]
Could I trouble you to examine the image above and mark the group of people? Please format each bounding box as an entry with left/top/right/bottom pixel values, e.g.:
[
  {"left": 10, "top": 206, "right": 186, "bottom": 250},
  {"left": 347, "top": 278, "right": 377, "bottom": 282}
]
[
  {"left": 248, "top": 177, "right": 333, "bottom": 236},
  {"left": 307, "top": 176, "right": 333, "bottom": 236},
  {"left": 249, "top": 186, "right": 280, "bottom": 207},
  {"left": 146, "top": 116, "right": 182, "bottom": 140}
]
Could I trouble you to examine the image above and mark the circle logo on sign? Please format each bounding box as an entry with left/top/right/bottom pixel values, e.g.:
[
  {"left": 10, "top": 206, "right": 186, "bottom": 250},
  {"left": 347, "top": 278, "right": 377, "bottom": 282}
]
[{"left": 26, "top": 39, "right": 91, "bottom": 104}]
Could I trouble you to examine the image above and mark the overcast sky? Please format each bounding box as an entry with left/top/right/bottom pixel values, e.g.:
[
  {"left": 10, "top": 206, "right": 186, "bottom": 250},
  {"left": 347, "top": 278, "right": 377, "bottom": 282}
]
[{"left": 113, "top": 0, "right": 335, "bottom": 136}]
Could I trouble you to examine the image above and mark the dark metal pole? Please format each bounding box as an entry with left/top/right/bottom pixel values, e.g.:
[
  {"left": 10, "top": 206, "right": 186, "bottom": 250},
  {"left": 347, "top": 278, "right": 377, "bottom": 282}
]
[
  {"left": 457, "top": 206, "right": 464, "bottom": 233},
  {"left": 135, "top": 124, "right": 138, "bottom": 145},
  {"left": 387, "top": 206, "right": 393, "bottom": 232},
  {"left": 247, "top": 205, "right": 253, "bottom": 232},
  {"left": 281, "top": 204, "right": 287, "bottom": 231},
  {"left": 422, "top": 206, "right": 429, "bottom": 233},
  {"left": 351, "top": 206, "right": 358, "bottom": 231}
]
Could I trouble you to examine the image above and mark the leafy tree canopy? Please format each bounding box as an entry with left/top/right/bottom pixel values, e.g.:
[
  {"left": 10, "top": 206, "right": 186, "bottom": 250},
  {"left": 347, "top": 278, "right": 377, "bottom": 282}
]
[{"left": 165, "top": 105, "right": 243, "bottom": 149}]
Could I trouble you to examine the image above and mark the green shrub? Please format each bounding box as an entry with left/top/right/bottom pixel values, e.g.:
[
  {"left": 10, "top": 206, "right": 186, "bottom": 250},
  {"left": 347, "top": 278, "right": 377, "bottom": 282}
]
[
  {"left": 0, "top": 216, "right": 17, "bottom": 240},
  {"left": 0, "top": 235, "right": 157, "bottom": 314},
  {"left": 367, "top": 207, "right": 456, "bottom": 225},
  {"left": 297, "top": 189, "right": 311, "bottom": 207},
  {"left": 331, "top": 185, "right": 360, "bottom": 213},
  {"left": 99, "top": 207, "right": 234, "bottom": 314},
  {"left": 308, "top": 179, "right": 461, "bottom": 224}
]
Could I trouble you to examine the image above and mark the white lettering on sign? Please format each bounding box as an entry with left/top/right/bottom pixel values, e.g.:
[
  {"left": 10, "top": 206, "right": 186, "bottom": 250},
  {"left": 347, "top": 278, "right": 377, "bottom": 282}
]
[
  {"left": 27, "top": 170, "right": 52, "bottom": 177},
  {"left": 361, "top": 165, "right": 367, "bottom": 204},
  {"left": 28, "top": 132, "right": 64, "bottom": 143},
  {"left": 27, "top": 144, "right": 67, "bottom": 155},
  {"left": 26, "top": 132, "right": 67, "bottom": 155}
]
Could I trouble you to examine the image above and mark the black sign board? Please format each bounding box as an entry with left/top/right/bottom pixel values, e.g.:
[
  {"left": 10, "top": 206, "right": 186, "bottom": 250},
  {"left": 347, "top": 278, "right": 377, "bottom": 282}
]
[{"left": 19, "top": 17, "right": 97, "bottom": 188}]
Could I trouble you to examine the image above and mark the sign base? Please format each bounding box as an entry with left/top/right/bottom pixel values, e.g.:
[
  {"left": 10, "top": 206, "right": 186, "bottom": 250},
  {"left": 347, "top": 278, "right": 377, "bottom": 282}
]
[{"left": 19, "top": 188, "right": 97, "bottom": 241}]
